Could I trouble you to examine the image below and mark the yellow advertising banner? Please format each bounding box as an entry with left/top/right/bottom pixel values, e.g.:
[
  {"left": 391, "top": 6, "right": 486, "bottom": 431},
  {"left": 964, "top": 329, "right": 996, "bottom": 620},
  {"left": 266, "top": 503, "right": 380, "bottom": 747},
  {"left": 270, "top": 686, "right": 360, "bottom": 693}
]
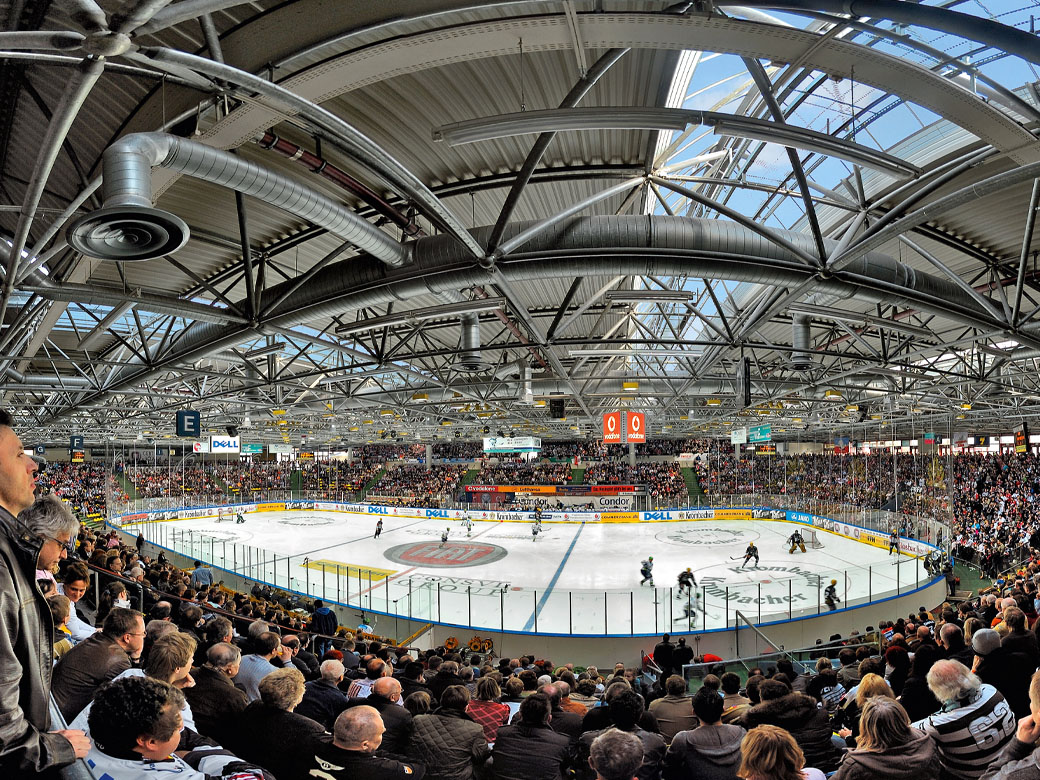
[
  {"left": 303, "top": 560, "right": 396, "bottom": 580},
  {"left": 256, "top": 503, "right": 286, "bottom": 512},
  {"left": 714, "top": 508, "right": 752, "bottom": 521},
  {"left": 600, "top": 512, "right": 638, "bottom": 522}
]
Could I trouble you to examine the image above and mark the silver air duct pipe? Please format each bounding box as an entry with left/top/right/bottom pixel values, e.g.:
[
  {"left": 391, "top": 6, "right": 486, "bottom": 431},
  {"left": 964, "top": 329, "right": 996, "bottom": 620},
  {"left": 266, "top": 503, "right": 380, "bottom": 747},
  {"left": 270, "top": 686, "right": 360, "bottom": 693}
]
[
  {"left": 791, "top": 314, "right": 813, "bottom": 371},
  {"left": 5, "top": 367, "right": 93, "bottom": 388},
  {"left": 67, "top": 133, "right": 410, "bottom": 267},
  {"left": 456, "top": 313, "right": 483, "bottom": 372},
  {"left": 519, "top": 362, "right": 534, "bottom": 405}
]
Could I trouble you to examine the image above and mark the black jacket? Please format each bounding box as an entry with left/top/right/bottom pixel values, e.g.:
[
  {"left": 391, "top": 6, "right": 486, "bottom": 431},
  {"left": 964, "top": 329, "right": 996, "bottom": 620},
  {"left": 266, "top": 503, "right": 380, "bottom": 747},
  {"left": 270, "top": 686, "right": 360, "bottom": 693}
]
[
  {"left": 492, "top": 723, "right": 571, "bottom": 780},
  {"left": 743, "top": 692, "right": 843, "bottom": 773},
  {"left": 0, "top": 508, "right": 78, "bottom": 774},
  {"left": 182, "top": 664, "right": 249, "bottom": 746},
  {"left": 358, "top": 692, "right": 414, "bottom": 756},
  {"left": 428, "top": 669, "right": 465, "bottom": 701},
  {"left": 577, "top": 726, "right": 665, "bottom": 780},
  {"left": 226, "top": 701, "right": 329, "bottom": 780},
  {"left": 296, "top": 678, "right": 351, "bottom": 730},
  {"left": 313, "top": 741, "right": 426, "bottom": 780}
]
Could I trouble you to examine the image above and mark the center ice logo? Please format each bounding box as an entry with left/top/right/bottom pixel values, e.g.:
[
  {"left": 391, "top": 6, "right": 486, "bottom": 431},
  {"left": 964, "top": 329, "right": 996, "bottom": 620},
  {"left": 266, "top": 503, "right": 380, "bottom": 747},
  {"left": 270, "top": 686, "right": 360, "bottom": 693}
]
[
  {"left": 383, "top": 541, "right": 509, "bottom": 568},
  {"left": 655, "top": 526, "right": 748, "bottom": 546}
]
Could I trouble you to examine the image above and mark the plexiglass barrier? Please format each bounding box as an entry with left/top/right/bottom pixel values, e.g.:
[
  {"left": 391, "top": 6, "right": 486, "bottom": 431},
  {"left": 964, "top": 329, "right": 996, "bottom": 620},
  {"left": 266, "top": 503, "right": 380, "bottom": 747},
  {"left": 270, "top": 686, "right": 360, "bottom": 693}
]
[{"left": 124, "top": 509, "right": 943, "bottom": 637}]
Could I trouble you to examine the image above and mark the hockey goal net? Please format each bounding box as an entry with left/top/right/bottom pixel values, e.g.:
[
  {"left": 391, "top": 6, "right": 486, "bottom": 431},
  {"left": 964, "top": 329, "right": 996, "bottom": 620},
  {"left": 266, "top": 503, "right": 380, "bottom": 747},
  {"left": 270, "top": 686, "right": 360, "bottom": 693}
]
[
  {"left": 807, "top": 529, "right": 824, "bottom": 549},
  {"left": 215, "top": 509, "right": 230, "bottom": 523}
]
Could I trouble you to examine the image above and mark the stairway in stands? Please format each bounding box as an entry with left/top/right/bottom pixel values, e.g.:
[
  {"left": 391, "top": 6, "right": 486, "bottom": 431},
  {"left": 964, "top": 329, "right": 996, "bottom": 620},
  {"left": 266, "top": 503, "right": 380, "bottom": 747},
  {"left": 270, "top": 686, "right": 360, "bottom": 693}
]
[{"left": 681, "top": 466, "right": 706, "bottom": 506}]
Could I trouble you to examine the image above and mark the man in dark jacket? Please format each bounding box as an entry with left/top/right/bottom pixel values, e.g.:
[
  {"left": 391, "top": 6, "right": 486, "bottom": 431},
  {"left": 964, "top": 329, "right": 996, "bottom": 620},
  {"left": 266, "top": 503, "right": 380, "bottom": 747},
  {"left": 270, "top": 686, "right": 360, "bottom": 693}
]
[
  {"left": 297, "top": 658, "right": 352, "bottom": 730},
  {"left": 578, "top": 689, "right": 666, "bottom": 780},
  {"left": 665, "top": 687, "right": 745, "bottom": 780},
  {"left": 511, "top": 683, "right": 583, "bottom": 742},
  {"left": 493, "top": 693, "right": 571, "bottom": 780},
  {"left": 653, "top": 634, "right": 675, "bottom": 679},
  {"left": 400, "top": 661, "right": 432, "bottom": 699},
  {"left": 673, "top": 638, "right": 694, "bottom": 670},
  {"left": 972, "top": 628, "right": 1035, "bottom": 718},
  {"left": 741, "top": 679, "right": 842, "bottom": 774},
  {"left": 582, "top": 680, "right": 660, "bottom": 734},
  {"left": 939, "top": 623, "right": 976, "bottom": 668},
  {"left": 310, "top": 600, "right": 338, "bottom": 657},
  {"left": 0, "top": 451, "right": 89, "bottom": 774},
  {"left": 182, "top": 641, "right": 249, "bottom": 746},
  {"left": 51, "top": 606, "right": 145, "bottom": 721},
  {"left": 314, "top": 705, "right": 425, "bottom": 779},
  {"left": 428, "top": 660, "right": 465, "bottom": 701},
  {"left": 356, "top": 677, "right": 414, "bottom": 756},
  {"left": 408, "top": 685, "right": 490, "bottom": 780}
]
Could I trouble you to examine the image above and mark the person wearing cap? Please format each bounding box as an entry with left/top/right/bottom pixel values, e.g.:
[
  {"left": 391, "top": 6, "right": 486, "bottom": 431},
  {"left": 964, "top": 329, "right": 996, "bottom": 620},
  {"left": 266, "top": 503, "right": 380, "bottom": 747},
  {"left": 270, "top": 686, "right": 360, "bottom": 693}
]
[{"left": 972, "top": 628, "right": 1033, "bottom": 719}]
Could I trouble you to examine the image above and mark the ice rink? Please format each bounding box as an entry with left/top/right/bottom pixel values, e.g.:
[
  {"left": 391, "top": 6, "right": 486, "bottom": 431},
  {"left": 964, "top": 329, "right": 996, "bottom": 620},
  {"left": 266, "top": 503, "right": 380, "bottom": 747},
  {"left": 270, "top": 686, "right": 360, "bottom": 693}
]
[{"left": 136, "top": 509, "right": 934, "bottom": 636}]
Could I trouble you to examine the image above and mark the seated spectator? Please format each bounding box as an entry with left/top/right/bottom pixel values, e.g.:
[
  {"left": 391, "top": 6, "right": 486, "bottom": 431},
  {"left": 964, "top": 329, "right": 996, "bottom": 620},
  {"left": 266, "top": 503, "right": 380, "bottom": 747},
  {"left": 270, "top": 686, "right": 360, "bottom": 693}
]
[
  {"left": 358, "top": 677, "right": 413, "bottom": 756},
  {"left": 648, "top": 675, "right": 697, "bottom": 743},
  {"left": 183, "top": 642, "right": 249, "bottom": 747},
  {"left": 226, "top": 667, "right": 328, "bottom": 780},
  {"left": 491, "top": 692, "right": 572, "bottom": 780},
  {"left": 911, "top": 659, "right": 1015, "bottom": 779},
  {"left": 234, "top": 631, "right": 286, "bottom": 702},
  {"left": 591, "top": 729, "right": 644, "bottom": 780},
  {"left": 58, "top": 563, "right": 96, "bottom": 642},
  {"left": 400, "top": 661, "right": 430, "bottom": 699},
  {"left": 466, "top": 676, "right": 510, "bottom": 743},
  {"left": 664, "top": 686, "right": 745, "bottom": 780},
  {"left": 348, "top": 658, "right": 389, "bottom": 699},
  {"left": 832, "top": 697, "right": 940, "bottom": 780},
  {"left": 403, "top": 690, "right": 433, "bottom": 717},
  {"left": 980, "top": 668, "right": 1040, "bottom": 779},
  {"left": 836, "top": 649, "right": 862, "bottom": 690},
  {"left": 972, "top": 628, "right": 1034, "bottom": 719},
  {"left": 515, "top": 683, "right": 583, "bottom": 742},
  {"left": 742, "top": 678, "right": 843, "bottom": 774},
  {"left": 52, "top": 606, "right": 145, "bottom": 721},
  {"left": 577, "top": 689, "right": 666, "bottom": 780},
  {"left": 721, "top": 672, "right": 750, "bottom": 723},
  {"left": 297, "top": 659, "right": 351, "bottom": 730},
  {"left": 899, "top": 644, "right": 942, "bottom": 722},
  {"left": 806, "top": 656, "right": 846, "bottom": 713},
  {"left": 582, "top": 680, "right": 659, "bottom": 734},
  {"left": 48, "top": 594, "right": 74, "bottom": 659},
  {"left": 408, "top": 685, "right": 490, "bottom": 780},
  {"left": 835, "top": 672, "right": 894, "bottom": 746},
  {"left": 313, "top": 705, "right": 426, "bottom": 779},
  {"left": 95, "top": 580, "right": 130, "bottom": 627},
  {"left": 738, "top": 723, "right": 826, "bottom": 780},
  {"left": 428, "top": 660, "right": 464, "bottom": 701},
  {"left": 85, "top": 676, "right": 269, "bottom": 779}
]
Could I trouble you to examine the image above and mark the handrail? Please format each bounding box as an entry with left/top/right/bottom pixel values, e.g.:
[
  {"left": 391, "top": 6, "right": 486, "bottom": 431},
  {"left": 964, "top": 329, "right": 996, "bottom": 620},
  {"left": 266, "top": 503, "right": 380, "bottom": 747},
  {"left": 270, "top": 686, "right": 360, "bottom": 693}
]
[{"left": 50, "top": 696, "right": 98, "bottom": 780}]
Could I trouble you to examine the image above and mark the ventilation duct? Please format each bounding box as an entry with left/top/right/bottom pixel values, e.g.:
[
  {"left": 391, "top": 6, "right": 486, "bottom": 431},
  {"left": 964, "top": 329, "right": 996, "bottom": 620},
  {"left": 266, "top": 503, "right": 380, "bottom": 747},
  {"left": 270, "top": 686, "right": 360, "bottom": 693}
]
[
  {"left": 456, "top": 313, "right": 483, "bottom": 372},
  {"left": 5, "top": 368, "right": 93, "bottom": 387},
  {"left": 791, "top": 315, "right": 813, "bottom": 371},
  {"left": 519, "top": 362, "right": 534, "bottom": 405},
  {"left": 67, "top": 133, "right": 409, "bottom": 267}
]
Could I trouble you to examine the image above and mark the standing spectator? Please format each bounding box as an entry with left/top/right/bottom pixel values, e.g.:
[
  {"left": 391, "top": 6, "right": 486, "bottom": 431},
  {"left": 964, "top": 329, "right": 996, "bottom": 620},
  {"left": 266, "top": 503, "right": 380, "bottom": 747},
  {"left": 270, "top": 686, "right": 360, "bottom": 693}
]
[
  {"left": 466, "top": 676, "right": 509, "bottom": 744},
  {"left": 313, "top": 705, "right": 426, "bottom": 779},
  {"left": 673, "top": 638, "right": 693, "bottom": 671},
  {"left": 227, "top": 667, "right": 327, "bottom": 780},
  {"left": 189, "top": 560, "right": 214, "bottom": 589},
  {"left": 653, "top": 634, "right": 675, "bottom": 679},
  {"left": 52, "top": 606, "right": 145, "bottom": 721},
  {"left": 0, "top": 474, "right": 89, "bottom": 773},
  {"left": 408, "top": 685, "right": 491, "bottom": 780},
  {"left": 832, "top": 697, "right": 940, "bottom": 780},
  {"left": 649, "top": 675, "right": 697, "bottom": 743},
  {"left": 491, "top": 692, "right": 572, "bottom": 780},
  {"left": 310, "top": 600, "right": 338, "bottom": 657},
  {"left": 912, "top": 660, "right": 1016, "bottom": 780},
  {"left": 664, "top": 686, "right": 745, "bottom": 780}
]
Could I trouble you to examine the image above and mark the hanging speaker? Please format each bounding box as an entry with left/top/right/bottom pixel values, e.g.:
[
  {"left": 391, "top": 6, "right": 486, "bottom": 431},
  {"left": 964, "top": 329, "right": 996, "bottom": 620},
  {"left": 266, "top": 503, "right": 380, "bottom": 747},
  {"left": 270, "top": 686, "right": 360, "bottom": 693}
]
[
  {"left": 549, "top": 398, "right": 565, "bottom": 418},
  {"left": 66, "top": 205, "right": 190, "bottom": 262},
  {"left": 226, "top": 425, "right": 238, "bottom": 437}
]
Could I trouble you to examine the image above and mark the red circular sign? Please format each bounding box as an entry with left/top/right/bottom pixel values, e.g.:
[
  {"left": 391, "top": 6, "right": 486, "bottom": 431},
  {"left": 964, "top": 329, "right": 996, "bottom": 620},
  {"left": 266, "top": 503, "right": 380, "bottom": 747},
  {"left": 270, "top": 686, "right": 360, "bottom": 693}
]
[{"left": 384, "top": 541, "right": 508, "bottom": 568}]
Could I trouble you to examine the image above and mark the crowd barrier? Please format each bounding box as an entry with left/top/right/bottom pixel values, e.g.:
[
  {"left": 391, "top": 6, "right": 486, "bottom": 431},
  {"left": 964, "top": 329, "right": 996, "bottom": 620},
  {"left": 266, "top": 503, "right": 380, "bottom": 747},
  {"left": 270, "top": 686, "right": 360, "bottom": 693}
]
[{"left": 113, "top": 498, "right": 944, "bottom": 637}]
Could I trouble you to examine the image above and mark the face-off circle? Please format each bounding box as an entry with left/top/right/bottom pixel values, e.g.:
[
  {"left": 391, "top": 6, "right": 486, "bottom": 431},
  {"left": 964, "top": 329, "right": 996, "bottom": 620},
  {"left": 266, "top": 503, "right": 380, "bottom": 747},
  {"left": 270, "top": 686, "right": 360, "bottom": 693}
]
[{"left": 383, "top": 541, "right": 509, "bottom": 568}]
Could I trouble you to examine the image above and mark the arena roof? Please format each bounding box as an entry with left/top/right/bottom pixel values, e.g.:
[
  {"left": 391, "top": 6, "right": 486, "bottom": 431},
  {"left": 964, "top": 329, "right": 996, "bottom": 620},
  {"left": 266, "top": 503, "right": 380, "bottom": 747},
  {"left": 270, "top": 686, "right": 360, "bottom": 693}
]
[{"left": 2, "top": 0, "right": 1040, "bottom": 445}]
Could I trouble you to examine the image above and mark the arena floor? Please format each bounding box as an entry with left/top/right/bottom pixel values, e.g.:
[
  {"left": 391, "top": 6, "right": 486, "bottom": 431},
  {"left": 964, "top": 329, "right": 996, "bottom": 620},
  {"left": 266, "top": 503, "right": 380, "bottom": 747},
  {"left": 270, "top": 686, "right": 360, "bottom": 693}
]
[{"left": 142, "top": 510, "right": 932, "bottom": 636}]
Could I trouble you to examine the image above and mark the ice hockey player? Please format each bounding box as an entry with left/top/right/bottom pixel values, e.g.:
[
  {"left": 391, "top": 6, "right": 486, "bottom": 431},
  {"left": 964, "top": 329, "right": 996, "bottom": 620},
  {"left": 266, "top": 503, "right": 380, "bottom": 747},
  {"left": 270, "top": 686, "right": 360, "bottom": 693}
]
[
  {"left": 788, "top": 529, "right": 806, "bottom": 554},
  {"left": 235, "top": 510, "right": 245, "bottom": 524},
  {"left": 464, "top": 516, "right": 473, "bottom": 537},
  {"left": 373, "top": 519, "right": 383, "bottom": 539},
  {"left": 440, "top": 527, "right": 449, "bottom": 548},
  {"left": 640, "top": 556, "right": 655, "bottom": 586},
  {"left": 742, "top": 542, "right": 759, "bottom": 568},
  {"left": 824, "top": 579, "right": 841, "bottom": 611},
  {"left": 677, "top": 568, "right": 695, "bottom": 597},
  {"left": 889, "top": 529, "right": 900, "bottom": 555}
]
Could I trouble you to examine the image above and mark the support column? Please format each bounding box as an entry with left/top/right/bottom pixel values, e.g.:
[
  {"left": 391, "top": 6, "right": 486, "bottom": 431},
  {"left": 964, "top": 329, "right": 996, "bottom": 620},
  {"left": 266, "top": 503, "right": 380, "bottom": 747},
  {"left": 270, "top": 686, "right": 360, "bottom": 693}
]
[
  {"left": 628, "top": 442, "right": 636, "bottom": 467},
  {"left": 425, "top": 444, "right": 433, "bottom": 469}
]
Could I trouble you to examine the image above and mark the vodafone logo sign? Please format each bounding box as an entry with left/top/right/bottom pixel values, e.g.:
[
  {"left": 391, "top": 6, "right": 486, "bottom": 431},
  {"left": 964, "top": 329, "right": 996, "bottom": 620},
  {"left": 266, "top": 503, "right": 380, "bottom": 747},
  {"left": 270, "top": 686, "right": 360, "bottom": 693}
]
[
  {"left": 606, "top": 416, "right": 617, "bottom": 432},
  {"left": 627, "top": 412, "right": 646, "bottom": 443},
  {"left": 602, "top": 412, "right": 621, "bottom": 443}
]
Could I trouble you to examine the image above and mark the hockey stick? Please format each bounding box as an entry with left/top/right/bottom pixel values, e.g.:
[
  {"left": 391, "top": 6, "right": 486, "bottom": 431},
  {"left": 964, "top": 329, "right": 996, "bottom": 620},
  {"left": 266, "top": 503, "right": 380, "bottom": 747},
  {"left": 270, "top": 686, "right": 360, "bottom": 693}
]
[{"left": 729, "top": 555, "right": 745, "bottom": 560}]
